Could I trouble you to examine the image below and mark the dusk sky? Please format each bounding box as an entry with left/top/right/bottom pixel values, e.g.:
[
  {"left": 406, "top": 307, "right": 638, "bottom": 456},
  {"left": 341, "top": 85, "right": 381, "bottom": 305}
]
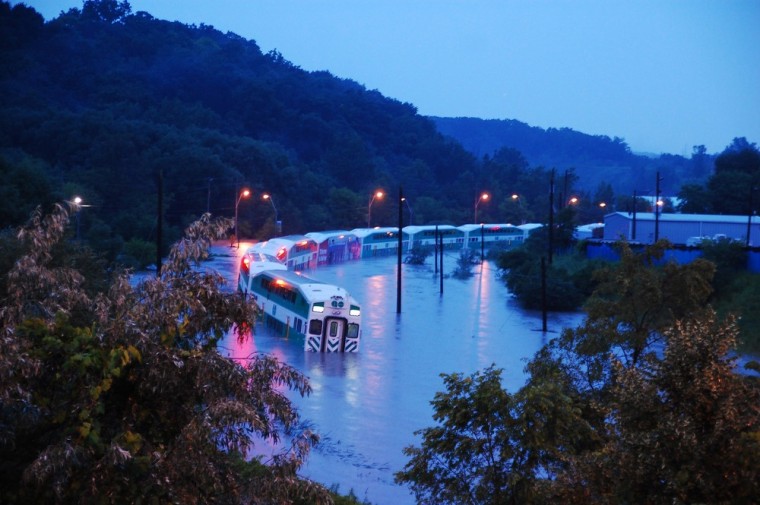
[{"left": 16, "top": 0, "right": 760, "bottom": 156}]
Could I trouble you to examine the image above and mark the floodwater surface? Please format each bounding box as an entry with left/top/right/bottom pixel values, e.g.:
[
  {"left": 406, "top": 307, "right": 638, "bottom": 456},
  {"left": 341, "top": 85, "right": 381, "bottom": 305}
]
[{"left": 211, "top": 243, "right": 582, "bottom": 504}]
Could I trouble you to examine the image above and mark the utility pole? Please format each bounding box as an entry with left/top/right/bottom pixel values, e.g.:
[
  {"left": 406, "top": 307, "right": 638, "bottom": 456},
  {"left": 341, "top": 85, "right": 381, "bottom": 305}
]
[
  {"left": 156, "top": 168, "right": 163, "bottom": 276},
  {"left": 396, "top": 186, "right": 403, "bottom": 314},
  {"left": 654, "top": 171, "right": 662, "bottom": 243},
  {"left": 548, "top": 168, "right": 555, "bottom": 264},
  {"left": 632, "top": 189, "right": 637, "bottom": 241}
]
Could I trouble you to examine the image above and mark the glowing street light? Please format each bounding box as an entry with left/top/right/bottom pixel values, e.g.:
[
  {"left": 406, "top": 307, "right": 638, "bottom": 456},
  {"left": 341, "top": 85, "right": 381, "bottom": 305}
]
[
  {"left": 234, "top": 188, "right": 251, "bottom": 248},
  {"left": 401, "top": 196, "right": 414, "bottom": 225},
  {"left": 568, "top": 196, "right": 579, "bottom": 205},
  {"left": 473, "top": 192, "right": 489, "bottom": 223},
  {"left": 368, "top": 190, "right": 384, "bottom": 228},
  {"left": 262, "top": 193, "right": 281, "bottom": 236},
  {"left": 72, "top": 196, "right": 84, "bottom": 241}
]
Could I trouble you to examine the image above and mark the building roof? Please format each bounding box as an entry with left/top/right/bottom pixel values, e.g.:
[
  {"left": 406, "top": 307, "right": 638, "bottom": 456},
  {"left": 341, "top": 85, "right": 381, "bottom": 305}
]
[{"left": 609, "top": 212, "right": 758, "bottom": 224}]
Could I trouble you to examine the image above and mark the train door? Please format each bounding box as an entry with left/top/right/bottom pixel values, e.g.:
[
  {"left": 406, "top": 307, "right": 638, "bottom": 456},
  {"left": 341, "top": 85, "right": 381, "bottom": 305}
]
[{"left": 322, "top": 317, "right": 346, "bottom": 352}]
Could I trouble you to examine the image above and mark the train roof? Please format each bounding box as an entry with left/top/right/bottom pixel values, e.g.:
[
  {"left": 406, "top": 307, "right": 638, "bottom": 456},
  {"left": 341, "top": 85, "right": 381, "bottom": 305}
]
[
  {"left": 243, "top": 251, "right": 282, "bottom": 263},
  {"left": 305, "top": 230, "right": 356, "bottom": 243},
  {"left": 403, "top": 224, "right": 459, "bottom": 234},
  {"left": 257, "top": 269, "right": 355, "bottom": 302},
  {"left": 350, "top": 227, "right": 406, "bottom": 238},
  {"left": 457, "top": 223, "right": 521, "bottom": 232}
]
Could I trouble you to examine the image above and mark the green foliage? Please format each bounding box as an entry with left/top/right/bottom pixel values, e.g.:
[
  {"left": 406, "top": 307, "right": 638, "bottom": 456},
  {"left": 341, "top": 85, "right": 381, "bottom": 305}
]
[
  {"left": 0, "top": 204, "right": 332, "bottom": 504},
  {"left": 679, "top": 137, "right": 760, "bottom": 215},
  {"left": 0, "top": 152, "right": 57, "bottom": 228},
  {"left": 700, "top": 236, "right": 748, "bottom": 297},
  {"left": 120, "top": 236, "right": 156, "bottom": 269},
  {"left": 451, "top": 248, "right": 480, "bottom": 279},
  {"left": 496, "top": 246, "right": 603, "bottom": 311},
  {"left": 396, "top": 366, "right": 523, "bottom": 504},
  {"left": 404, "top": 245, "right": 432, "bottom": 265},
  {"left": 401, "top": 240, "right": 760, "bottom": 504}
]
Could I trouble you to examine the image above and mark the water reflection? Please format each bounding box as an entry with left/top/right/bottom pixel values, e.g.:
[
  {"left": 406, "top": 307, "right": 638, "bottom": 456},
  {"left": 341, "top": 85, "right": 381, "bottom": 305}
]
[{"left": 217, "top": 249, "right": 583, "bottom": 504}]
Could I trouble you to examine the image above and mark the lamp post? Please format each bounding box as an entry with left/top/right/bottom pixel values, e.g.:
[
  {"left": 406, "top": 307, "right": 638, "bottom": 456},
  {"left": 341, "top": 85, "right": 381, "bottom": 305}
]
[
  {"left": 73, "top": 196, "right": 83, "bottom": 241},
  {"left": 368, "top": 190, "right": 384, "bottom": 228},
  {"left": 473, "top": 192, "right": 489, "bottom": 223},
  {"left": 234, "top": 188, "right": 251, "bottom": 248},
  {"left": 262, "top": 193, "right": 280, "bottom": 236},
  {"left": 401, "top": 196, "right": 414, "bottom": 225},
  {"left": 654, "top": 171, "right": 663, "bottom": 243}
]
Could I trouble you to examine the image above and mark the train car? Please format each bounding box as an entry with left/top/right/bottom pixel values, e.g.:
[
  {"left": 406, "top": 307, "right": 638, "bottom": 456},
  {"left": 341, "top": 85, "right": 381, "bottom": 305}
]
[
  {"left": 351, "top": 227, "right": 409, "bottom": 258},
  {"left": 458, "top": 224, "right": 524, "bottom": 251},
  {"left": 248, "top": 235, "right": 318, "bottom": 270},
  {"left": 305, "top": 230, "right": 361, "bottom": 265},
  {"left": 517, "top": 223, "right": 544, "bottom": 241},
  {"left": 243, "top": 268, "right": 362, "bottom": 352},
  {"left": 404, "top": 225, "right": 464, "bottom": 251},
  {"left": 238, "top": 251, "right": 287, "bottom": 294}
]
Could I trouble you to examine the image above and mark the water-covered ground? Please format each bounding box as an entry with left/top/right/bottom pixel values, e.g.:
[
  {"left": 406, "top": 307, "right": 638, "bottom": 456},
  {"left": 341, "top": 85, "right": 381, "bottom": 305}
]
[{"left": 206, "top": 243, "right": 583, "bottom": 504}]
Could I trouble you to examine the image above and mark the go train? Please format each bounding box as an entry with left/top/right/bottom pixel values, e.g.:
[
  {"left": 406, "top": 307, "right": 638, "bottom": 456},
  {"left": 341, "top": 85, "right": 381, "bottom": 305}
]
[
  {"left": 238, "top": 251, "right": 362, "bottom": 353},
  {"left": 237, "top": 223, "right": 536, "bottom": 352}
]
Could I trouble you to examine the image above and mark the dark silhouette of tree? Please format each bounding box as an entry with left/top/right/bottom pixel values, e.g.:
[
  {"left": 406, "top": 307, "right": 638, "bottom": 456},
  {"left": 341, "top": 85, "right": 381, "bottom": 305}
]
[{"left": 0, "top": 205, "right": 331, "bottom": 504}]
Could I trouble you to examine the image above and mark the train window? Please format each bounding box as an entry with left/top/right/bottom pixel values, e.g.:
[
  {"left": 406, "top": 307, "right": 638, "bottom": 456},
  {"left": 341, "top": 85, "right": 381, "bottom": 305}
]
[
  {"left": 329, "top": 321, "right": 339, "bottom": 337},
  {"left": 309, "top": 319, "right": 322, "bottom": 335},
  {"left": 347, "top": 323, "right": 359, "bottom": 338}
]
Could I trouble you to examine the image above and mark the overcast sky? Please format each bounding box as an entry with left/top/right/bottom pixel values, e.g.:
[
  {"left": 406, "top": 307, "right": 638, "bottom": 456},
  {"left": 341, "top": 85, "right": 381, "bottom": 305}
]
[{"left": 15, "top": 0, "right": 760, "bottom": 155}]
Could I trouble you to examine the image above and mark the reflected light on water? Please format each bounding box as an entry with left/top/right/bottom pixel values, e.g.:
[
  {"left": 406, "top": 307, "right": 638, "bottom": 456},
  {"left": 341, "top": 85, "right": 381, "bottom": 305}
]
[{"left": 217, "top": 252, "right": 584, "bottom": 504}]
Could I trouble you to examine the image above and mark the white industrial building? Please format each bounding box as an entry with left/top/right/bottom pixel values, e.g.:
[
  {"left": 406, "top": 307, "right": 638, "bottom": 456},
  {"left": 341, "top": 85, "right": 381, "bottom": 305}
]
[{"left": 603, "top": 212, "right": 760, "bottom": 246}]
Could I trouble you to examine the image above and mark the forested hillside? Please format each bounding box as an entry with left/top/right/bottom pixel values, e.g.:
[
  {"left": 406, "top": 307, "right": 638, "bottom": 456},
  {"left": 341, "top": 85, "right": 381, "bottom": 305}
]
[
  {"left": 0, "top": 1, "right": 722, "bottom": 265},
  {"left": 0, "top": 1, "right": 484, "bottom": 253},
  {"left": 431, "top": 116, "right": 715, "bottom": 194}
]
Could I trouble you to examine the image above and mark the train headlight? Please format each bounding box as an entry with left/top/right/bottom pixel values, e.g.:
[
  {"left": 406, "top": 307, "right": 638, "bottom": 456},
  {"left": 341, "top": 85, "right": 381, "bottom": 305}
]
[
  {"left": 312, "top": 302, "right": 324, "bottom": 313},
  {"left": 349, "top": 305, "right": 360, "bottom": 316}
]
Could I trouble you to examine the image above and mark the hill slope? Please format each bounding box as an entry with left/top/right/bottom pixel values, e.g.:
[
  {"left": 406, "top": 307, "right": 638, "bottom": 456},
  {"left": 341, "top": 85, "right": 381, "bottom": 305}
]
[{"left": 431, "top": 116, "right": 710, "bottom": 194}]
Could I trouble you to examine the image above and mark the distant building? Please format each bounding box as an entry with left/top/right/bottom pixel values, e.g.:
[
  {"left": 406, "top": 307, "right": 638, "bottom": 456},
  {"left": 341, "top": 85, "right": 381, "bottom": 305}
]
[
  {"left": 603, "top": 212, "right": 760, "bottom": 246},
  {"left": 574, "top": 223, "right": 604, "bottom": 240}
]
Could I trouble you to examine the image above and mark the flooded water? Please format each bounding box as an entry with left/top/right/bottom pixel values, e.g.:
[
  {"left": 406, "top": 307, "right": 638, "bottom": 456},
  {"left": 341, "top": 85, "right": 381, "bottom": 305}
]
[{"left": 209, "top": 242, "right": 583, "bottom": 504}]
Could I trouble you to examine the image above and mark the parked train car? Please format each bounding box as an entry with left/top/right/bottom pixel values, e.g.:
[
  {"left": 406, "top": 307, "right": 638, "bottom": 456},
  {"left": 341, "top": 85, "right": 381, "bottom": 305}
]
[
  {"left": 404, "top": 225, "right": 464, "bottom": 251},
  {"left": 247, "top": 235, "right": 318, "bottom": 270},
  {"left": 240, "top": 264, "right": 362, "bottom": 352},
  {"left": 458, "top": 224, "right": 524, "bottom": 250},
  {"left": 351, "top": 227, "right": 409, "bottom": 258},
  {"left": 305, "top": 230, "right": 361, "bottom": 265}
]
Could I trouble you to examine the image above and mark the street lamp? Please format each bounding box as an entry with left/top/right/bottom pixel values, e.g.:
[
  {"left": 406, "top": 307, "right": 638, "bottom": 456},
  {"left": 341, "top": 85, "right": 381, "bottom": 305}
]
[
  {"left": 473, "top": 192, "right": 489, "bottom": 223},
  {"left": 234, "top": 188, "right": 251, "bottom": 248},
  {"left": 368, "top": 190, "right": 384, "bottom": 228},
  {"left": 401, "top": 196, "right": 414, "bottom": 225},
  {"left": 72, "top": 196, "right": 83, "bottom": 241},
  {"left": 262, "top": 193, "right": 280, "bottom": 236},
  {"left": 568, "top": 196, "right": 579, "bottom": 205}
]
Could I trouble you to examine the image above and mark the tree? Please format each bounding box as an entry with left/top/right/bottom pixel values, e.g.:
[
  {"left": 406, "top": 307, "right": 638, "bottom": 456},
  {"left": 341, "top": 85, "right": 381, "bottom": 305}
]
[
  {"left": 677, "top": 182, "right": 712, "bottom": 213},
  {"left": 400, "top": 242, "right": 760, "bottom": 504},
  {"left": 395, "top": 365, "right": 590, "bottom": 505},
  {"left": 0, "top": 204, "right": 332, "bottom": 504},
  {"left": 81, "top": 0, "right": 132, "bottom": 23},
  {"left": 558, "top": 312, "right": 760, "bottom": 504}
]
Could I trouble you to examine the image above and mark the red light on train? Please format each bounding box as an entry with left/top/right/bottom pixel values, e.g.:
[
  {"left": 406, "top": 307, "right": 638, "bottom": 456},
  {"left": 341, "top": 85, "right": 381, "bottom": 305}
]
[
  {"left": 276, "top": 247, "right": 287, "bottom": 261},
  {"left": 241, "top": 256, "right": 251, "bottom": 273},
  {"left": 274, "top": 279, "right": 287, "bottom": 287},
  {"left": 298, "top": 240, "right": 308, "bottom": 246}
]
